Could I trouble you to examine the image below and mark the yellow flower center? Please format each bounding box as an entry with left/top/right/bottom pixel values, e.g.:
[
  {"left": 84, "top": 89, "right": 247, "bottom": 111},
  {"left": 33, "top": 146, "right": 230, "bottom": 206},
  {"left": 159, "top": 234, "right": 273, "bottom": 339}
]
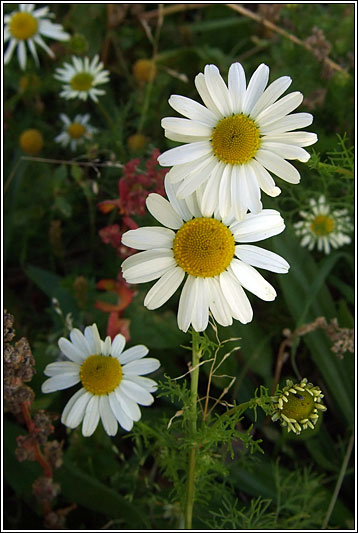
[
  {"left": 211, "top": 114, "right": 260, "bottom": 165},
  {"left": 311, "top": 215, "right": 335, "bottom": 236},
  {"left": 281, "top": 390, "right": 314, "bottom": 421},
  {"left": 173, "top": 218, "right": 235, "bottom": 277},
  {"left": 10, "top": 12, "right": 38, "bottom": 40},
  {"left": 68, "top": 122, "right": 86, "bottom": 139},
  {"left": 80, "top": 355, "right": 122, "bottom": 395},
  {"left": 19, "top": 129, "right": 44, "bottom": 155},
  {"left": 70, "top": 72, "right": 94, "bottom": 91}
]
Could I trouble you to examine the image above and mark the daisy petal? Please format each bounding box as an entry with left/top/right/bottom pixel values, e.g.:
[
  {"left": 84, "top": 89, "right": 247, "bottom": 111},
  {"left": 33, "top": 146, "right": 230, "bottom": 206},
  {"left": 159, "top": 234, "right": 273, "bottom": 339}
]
[
  {"left": 109, "top": 393, "right": 134, "bottom": 431},
  {"left": 123, "top": 358, "right": 160, "bottom": 376},
  {"left": 145, "top": 193, "right": 184, "bottom": 229},
  {"left": 242, "top": 63, "right": 269, "bottom": 114},
  {"left": 235, "top": 245, "right": 290, "bottom": 273},
  {"left": 144, "top": 267, "right": 185, "bottom": 310},
  {"left": 99, "top": 395, "right": 118, "bottom": 436},
  {"left": 82, "top": 396, "right": 100, "bottom": 436},
  {"left": 255, "top": 149, "right": 301, "bottom": 184},
  {"left": 42, "top": 373, "right": 81, "bottom": 393},
  {"left": 62, "top": 389, "right": 91, "bottom": 428},
  {"left": 169, "top": 94, "right": 218, "bottom": 127},
  {"left": 230, "top": 259, "right": 277, "bottom": 301},
  {"left": 111, "top": 333, "right": 126, "bottom": 358},
  {"left": 207, "top": 277, "right": 233, "bottom": 327},
  {"left": 121, "top": 227, "right": 175, "bottom": 250},
  {"left": 119, "top": 345, "right": 149, "bottom": 365},
  {"left": 219, "top": 270, "right": 253, "bottom": 323},
  {"left": 120, "top": 379, "right": 154, "bottom": 406},
  {"left": 158, "top": 141, "right": 212, "bottom": 167}
]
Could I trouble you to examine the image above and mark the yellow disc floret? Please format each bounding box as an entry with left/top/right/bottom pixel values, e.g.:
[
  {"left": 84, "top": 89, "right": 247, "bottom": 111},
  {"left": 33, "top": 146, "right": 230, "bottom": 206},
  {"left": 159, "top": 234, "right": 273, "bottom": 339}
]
[
  {"left": 173, "top": 217, "right": 235, "bottom": 277},
  {"left": 10, "top": 12, "right": 38, "bottom": 40},
  {"left": 80, "top": 355, "right": 122, "bottom": 395},
  {"left": 68, "top": 122, "right": 86, "bottom": 139},
  {"left": 19, "top": 129, "right": 44, "bottom": 155},
  {"left": 70, "top": 72, "right": 94, "bottom": 91},
  {"left": 311, "top": 215, "right": 335, "bottom": 236},
  {"left": 212, "top": 114, "right": 260, "bottom": 165}
]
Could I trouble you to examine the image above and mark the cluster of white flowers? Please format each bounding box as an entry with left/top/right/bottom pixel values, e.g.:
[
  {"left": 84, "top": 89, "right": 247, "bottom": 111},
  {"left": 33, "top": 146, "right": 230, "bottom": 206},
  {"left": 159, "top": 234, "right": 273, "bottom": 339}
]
[{"left": 31, "top": 35, "right": 349, "bottom": 435}]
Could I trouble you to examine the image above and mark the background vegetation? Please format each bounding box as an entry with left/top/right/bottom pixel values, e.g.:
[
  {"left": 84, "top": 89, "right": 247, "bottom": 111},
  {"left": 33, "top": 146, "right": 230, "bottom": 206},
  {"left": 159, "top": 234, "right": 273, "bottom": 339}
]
[{"left": 4, "top": 3, "right": 355, "bottom": 530}]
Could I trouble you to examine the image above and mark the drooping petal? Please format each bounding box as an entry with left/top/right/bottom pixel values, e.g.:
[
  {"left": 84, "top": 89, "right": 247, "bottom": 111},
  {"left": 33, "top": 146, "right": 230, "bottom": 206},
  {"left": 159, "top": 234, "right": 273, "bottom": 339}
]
[{"left": 235, "top": 245, "right": 290, "bottom": 273}]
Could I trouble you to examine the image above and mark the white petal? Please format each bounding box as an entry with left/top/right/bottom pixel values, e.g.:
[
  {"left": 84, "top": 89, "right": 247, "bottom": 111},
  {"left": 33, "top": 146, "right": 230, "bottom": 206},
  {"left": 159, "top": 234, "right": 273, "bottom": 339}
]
[
  {"left": 260, "top": 112, "right": 313, "bottom": 135},
  {"left": 235, "top": 245, "right": 290, "bottom": 273},
  {"left": 260, "top": 141, "right": 310, "bottom": 162},
  {"left": 176, "top": 156, "right": 217, "bottom": 199},
  {"left": 164, "top": 174, "right": 194, "bottom": 221},
  {"left": 146, "top": 193, "right": 184, "bottom": 229},
  {"left": 44, "top": 361, "right": 79, "bottom": 377},
  {"left": 84, "top": 324, "right": 102, "bottom": 355},
  {"left": 33, "top": 34, "right": 54, "bottom": 58},
  {"left": 255, "top": 149, "right": 301, "bottom": 184},
  {"left": 61, "top": 389, "right": 91, "bottom": 428},
  {"left": 109, "top": 393, "right": 134, "bottom": 431},
  {"left": 120, "top": 379, "right": 154, "bottom": 406},
  {"left": 111, "top": 334, "right": 126, "bottom": 359},
  {"left": 125, "top": 375, "right": 158, "bottom": 393},
  {"left": 243, "top": 164, "right": 262, "bottom": 214},
  {"left": 102, "top": 336, "right": 111, "bottom": 356},
  {"left": 27, "top": 38, "right": 39, "bottom": 66},
  {"left": 242, "top": 63, "right": 269, "bottom": 114},
  {"left": 263, "top": 131, "right": 317, "bottom": 147},
  {"left": 177, "top": 276, "right": 196, "bottom": 332},
  {"left": 17, "top": 40, "right": 27, "bottom": 70},
  {"left": 119, "top": 345, "right": 149, "bottom": 365},
  {"left": 4, "top": 38, "right": 17, "bottom": 64},
  {"left": 144, "top": 267, "right": 185, "bottom": 309},
  {"left": 231, "top": 209, "right": 285, "bottom": 242},
  {"left": 123, "top": 358, "right": 160, "bottom": 376},
  {"left": 249, "top": 159, "right": 281, "bottom": 197},
  {"left": 250, "top": 76, "right": 292, "bottom": 118},
  {"left": 230, "top": 260, "right": 276, "bottom": 301},
  {"left": 207, "top": 278, "right": 233, "bottom": 327},
  {"left": 231, "top": 165, "right": 248, "bottom": 222},
  {"left": 228, "top": 62, "right": 246, "bottom": 114},
  {"left": 69, "top": 328, "right": 91, "bottom": 357},
  {"left": 194, "top": 72, "right": 222, "bottom": 116},
  {"left": 204, "top": 64, "right": 233, "bottom": 116},
  {"left": 58, "top": 337, "right": 87, "bottom": 363},
  {"left": 121, "top": 227, "right": 174, "bottom": 250},
  {"left": 115, "top": 388, "right": 141, "bottom": 421},
  {"left": 121, "top": 249, "right": 176, "bottom": 284},
  {"left": 165, "top": 131, "right": 209, "bottom": 143},
  {"left": 218, "top": 164, "right": 233, "bottom": 219},
  {"left": 168, "top": 94, "right": 218, "bottom": 127},
  {"left": 256, "top": 92, "right": 303, "bottom": 127},
  {"left": 190, "top": 277, "right": 209, "bottom": 332},
  {"left": 99, "top": 395, "right": 118, "bottom": 436},
  {"left": 219, "top": 271, "right": 253, "bottom": 323},
  {"left": 166, "top": 154, "right": 211, "bottom": 185},
  {"left": 42, "top": 373, "right": 81, "bottom": 393},
  {"left": 158, "top": 141, "right": 212, "bottom": 167},
  {"left": 199, "top": 162, "right": 224, "bottom": 217},
  {"left": 82, "top": 395, "right": 100, "bottom": 437},
  {"left": 162, "top": 117, "right": 212, "bottom": 138}
]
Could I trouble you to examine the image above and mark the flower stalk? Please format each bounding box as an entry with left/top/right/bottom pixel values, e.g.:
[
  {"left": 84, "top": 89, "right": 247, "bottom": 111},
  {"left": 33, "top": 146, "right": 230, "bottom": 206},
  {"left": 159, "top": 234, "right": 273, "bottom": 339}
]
[{"left": 184, "top": 330, "right": 202, "bottom": 529}]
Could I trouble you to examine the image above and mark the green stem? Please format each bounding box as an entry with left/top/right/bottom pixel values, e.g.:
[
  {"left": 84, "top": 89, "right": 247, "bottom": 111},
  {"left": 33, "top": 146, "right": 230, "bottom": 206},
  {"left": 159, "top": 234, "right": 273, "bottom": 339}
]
[
  {"left": 321, "top": 431, "right": 354, "bottom": 529},
  {"left": 184, "top": 330, "right": 201, "bottom": 530}
]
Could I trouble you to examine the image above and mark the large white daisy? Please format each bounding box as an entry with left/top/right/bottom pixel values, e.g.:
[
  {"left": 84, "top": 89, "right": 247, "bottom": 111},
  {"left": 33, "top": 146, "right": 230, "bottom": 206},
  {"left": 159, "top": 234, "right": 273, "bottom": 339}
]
[
  {"left": 121, "top": 176, "right": 289, "bottom": 333},
  {"left": 158, "top": 62, "right": 317, "bottom": 221},
  {"left": 4, "top": 4, "right": 70, "bottom": 70},
  {"left": 54, "top": 55, "right": 110, "bottom": 102},
  {"left": 42, "top": 324, "right": 160, "bottom": 437},
  {"left": 293, "top": 195, "right": 352, "bottom": 254},
  {"left": 54, "top": 113, "right": 98, "bottom": 151}
]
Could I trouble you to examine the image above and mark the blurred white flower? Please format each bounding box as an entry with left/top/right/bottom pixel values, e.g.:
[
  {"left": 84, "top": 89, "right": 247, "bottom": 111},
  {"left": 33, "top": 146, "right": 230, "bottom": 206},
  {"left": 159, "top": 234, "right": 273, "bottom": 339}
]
[
  {"left": 4, "top": 4, "right": 70, "bottom": 70},
  {"left": 55, "top": 113, "right": 97, "bottom": 151},
  {"left": 294, "top": 195, "right": 352, "bottom": 254}
]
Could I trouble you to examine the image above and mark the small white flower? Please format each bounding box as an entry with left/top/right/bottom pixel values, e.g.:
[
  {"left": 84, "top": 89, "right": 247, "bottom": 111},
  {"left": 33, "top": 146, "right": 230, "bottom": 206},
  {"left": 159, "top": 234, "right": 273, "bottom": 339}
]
[
  {"left": 54, "top": 113, "right": 97, "bottom": 151},
  {"left": 42, "top": 324, "right": 160, "bottom": 437},
  {"left": 4, "top": 4, "right": 70, "bottom": 70},
  {"left": 54, "top": 55, "right": 110, "bottom": 102},
  {"left": 121, "top": 175, "right": 290, "bottom": 333},
  {"left": 294, "top": 195, "right": 353, "bottom": 254},
  {"left": 158, "top": 62, "right": 317, "bottom": 221}
]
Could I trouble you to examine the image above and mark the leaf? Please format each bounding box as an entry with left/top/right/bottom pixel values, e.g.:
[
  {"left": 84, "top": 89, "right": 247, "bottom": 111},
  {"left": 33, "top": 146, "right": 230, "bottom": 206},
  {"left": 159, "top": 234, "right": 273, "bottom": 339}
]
[
  {"left": 55, "top": 456, "right": 149, "bottom": 528},
  {"left": 25, "top": 264, "right": 77, "bottom": 317}
]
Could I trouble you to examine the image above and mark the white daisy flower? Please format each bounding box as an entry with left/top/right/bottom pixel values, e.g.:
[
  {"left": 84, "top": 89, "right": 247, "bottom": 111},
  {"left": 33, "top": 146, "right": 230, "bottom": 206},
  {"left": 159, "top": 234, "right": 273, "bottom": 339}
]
[
  {"left": 4, "top": 4, "right": 70, "bottom": 70},
  {"left": 54, "top": 113, "right": 98, "bottom": 151},
  {"left": 293, "top": 195, "right": 353, "bottom": 254},
  {"left": 54, "top": 55, "right": 110, "bottom": 102},
  {"left": 41, "top": 324, "right": 160, "bottom": 437},
  {"left": 121, "top": 176, "right": 290, "bottom": 333},
  {"left": 158, "top": 62, "right": 318, "bottom": 221}
]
